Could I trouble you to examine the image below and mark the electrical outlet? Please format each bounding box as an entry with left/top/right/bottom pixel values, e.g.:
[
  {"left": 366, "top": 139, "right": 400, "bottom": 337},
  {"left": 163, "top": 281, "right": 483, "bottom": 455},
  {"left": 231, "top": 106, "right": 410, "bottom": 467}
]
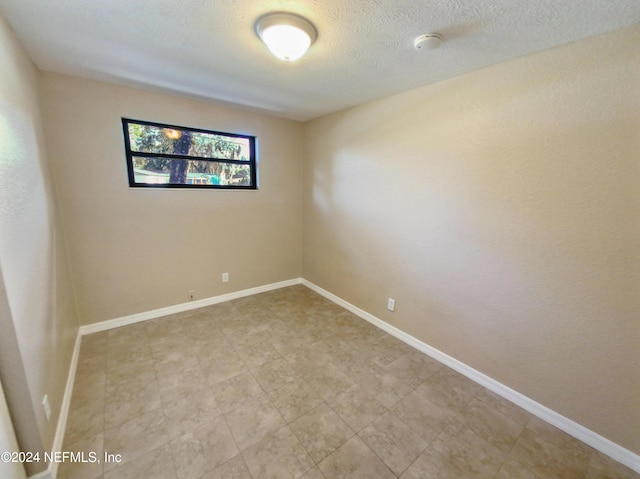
[
  {"left": 387, "top": 298, "right": 396, "bottom": 312},
  {"left": 187, "top": 290, "right": 196, "bottom": 301},
  {"left": 42, "top": 395, "right": 51, "bottom": 422},
  {"left": 222, "top": 272, "right": 229, "bottom": 283}
]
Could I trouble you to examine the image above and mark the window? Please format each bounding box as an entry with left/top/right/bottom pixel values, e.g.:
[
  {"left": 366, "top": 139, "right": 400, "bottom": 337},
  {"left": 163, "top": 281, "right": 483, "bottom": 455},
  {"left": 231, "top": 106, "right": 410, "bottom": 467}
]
[{"left": 122, "top": 118, "right": 256, "bottom": 189}]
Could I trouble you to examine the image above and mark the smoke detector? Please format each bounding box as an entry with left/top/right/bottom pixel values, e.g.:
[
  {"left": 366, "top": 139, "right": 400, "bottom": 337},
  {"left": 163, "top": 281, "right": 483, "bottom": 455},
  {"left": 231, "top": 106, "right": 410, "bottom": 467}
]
[{"left": 414, "top": 33, "right": 443, "bottom": 51}]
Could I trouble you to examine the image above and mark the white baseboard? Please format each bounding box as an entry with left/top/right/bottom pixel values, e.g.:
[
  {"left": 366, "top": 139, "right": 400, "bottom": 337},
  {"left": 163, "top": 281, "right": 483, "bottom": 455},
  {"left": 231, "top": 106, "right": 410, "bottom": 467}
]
[
  {"left": 301, "top": 279, "right": 640, "bottom": 473},
  {"left": 35, "top": 331, "right": 82, "bottom": 479},
  {"left": 54, "top": 277, "right": 638, "bottom": 474},
  {"left": 78, "top": 278, "right": 302, "bottom": 336}
]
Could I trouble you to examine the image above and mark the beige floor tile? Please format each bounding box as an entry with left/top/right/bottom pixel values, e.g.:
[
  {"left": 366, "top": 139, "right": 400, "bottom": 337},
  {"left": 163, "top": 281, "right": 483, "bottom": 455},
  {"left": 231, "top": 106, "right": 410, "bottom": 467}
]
[
  {"left": 331, "top": 353, "right": 377, "bottom": 380},
  {"left": 107, "top": 343, "right": 153, "bottom": 371},
  {"left": 63, "top": 286, "right": 636, "bottom": 479},
  {"left": 189, "top": 324, "right": 235, "bottom": 343},
  {"left": 103, "top": 445, "right": 177, "bottom": 479},
  {"left": 268, "top": 377, "right": 324, "bottom": 423},
  {"left": 369, "top": 335, "right": 415, "bottom": 366},
  {"left": 104, "top": 409, "right": 169, "bottom": 470},
  {"left": 185, "top": 329, "right": 229, "bottom": 351},
  {"left": 494, "top": 460, "right": 542, "bottom": 479},
  {"left": 295, "top": 322, "right": 338, "bottom": 343},
  {"left": 235, "top": 339, "right": 283, "bottom": 368},
  {"left": 355, "top": 363, "right": 412, "bottom": 408},
  {"left": 105, "top": 336, "right": 145, "bottom": 358},
  {"left": 229, "top": 295, "right": 261, "bottom": 309},
  {"left": 269, "top": 332, "right": 310, "bottom": 356},
  {"left": 159, "top": 380, "right": 216, "bottom": 405},
  {"left": 63, "top": 402, "right": 105, "bottom": 448},
  {"left": 326, "top": 383, "right": 387, "bottom": 433},
  {"left": 218, "top": 318, "right": 254, "bottom": 338},
  {"left": 150, "top": 344, "right": 196, "bottom": 366},
  {"left": 213, "top": 370, "right": 264, "bottom": 413},
  {"left": 526, "top": 416, "right": 594, "bottom": 457},
  {"left": 155, "top": 366, "right": 207, "bottom": 393},
  {"left": 225, "top": 393, "right": 286, "bottom": 450},
  {"left": 414, "top": 366, "right": 481, "bottom": 418},
  {"left": 474, "top": 388, "right": 532, "bottom": 426},
  {"left": 330, "top": 311, "right": 373, "bottom": 332},
  {"left": 382, "top": 350, "right": 442, "bottom": 388},
  {"left": 243, "top": 425, "right": 314, "bottom": 479},
  {"left": 290, "top": 403, "right": 355, "bottom": 464},
  {"left": 263, "top": 317, "right": 296, "bottom": 336},
  {"left": 104, "top": 380, "right": 162, "bottom": 429},
  {"left": 586, "top": 451, "right": 640, "bottom": 479},
  {"left": 251, "top": 358, "right": 299, "bottom": 392},
  {"left": 107, "top": 324, "right": 149, "bottom": 341},
  {"left": 170, "top": 417, "right": 239, "bottom": 479},
  {"left": 57, "top": 432, "right": 104, "bottom": 479},
  {"left": 146, "top": 319, "right": 187, "bottom": 337},
  {"left": 339, "top": 319, "right": 385, "bottom": 342},
  {"left": 107, "top": 322, "right": 148, "bottom": 339},
  {"left": 303, "top": 363, "right": 354, "bottom": 401},
  {"left": 248, "top": 308, "right": 282, "bottom": 323},
  {"left": 75, "top": 354, "right": 107, "bottom": 380},
  {"left": 284, "top": 347, "right": 331, "bottom": 376},
  {"left": 199, "top": 302, "right": 243, "bottom": 318},
  {"left": 458, "top": 396, "right": 525, "bottom": 455},
  {"left": 161, "top": 384, "right": 221, "bottom": 439},
  {"left": 318, "top": 435, "right": 395, "bottom": 479},
  {"left": 389, "top": 390, "right": 450, "bottom": 444},
  {"left": 105, "top": 359, "right": 156, "bottom": 391},
  {"left": 152, "top": 348, "right": 200, "bottom": 375},
  {"left": 190, "top": 328, "right": 244, "bottom": 346},
  {"left": 69, "top": 372, "right": 105, "bottom": 412},
  {"left": 431, "top": 418, "right": 505, "bottom": 478},
  {"left": 202, "top": 354, "right": 247, "bottom": 386},
  {"left": 300, "top": 467, "right": 326, "bottom": 479},
  {"left": 505, "top": 428, "right": 591, "bottom": 479},
  {"left": 359, "top": 410, "right": 429, "bottom": 475},
  {"left": 200, "top": 454, "right": 252, "bottom": 479},
  {"left": 78, "top": 332, "right": 108, "bottom": 359},
  {"left": 400, "top": 447, "right": 476, "bottom": 479},
  {"left": 342, "top": 336, "right": 377, "bottom": 357},
  {"left": 308, "top": 336, "right": 351, "bottom": 359},
  {"left": 179, "top": 312, "right": 223, "bottom": 331},
  {"left": 228, "top": 328, "right": 273, "bottom": 348},
  {"left": 145, "top": 316, "right": 184, "bottom": 337}
]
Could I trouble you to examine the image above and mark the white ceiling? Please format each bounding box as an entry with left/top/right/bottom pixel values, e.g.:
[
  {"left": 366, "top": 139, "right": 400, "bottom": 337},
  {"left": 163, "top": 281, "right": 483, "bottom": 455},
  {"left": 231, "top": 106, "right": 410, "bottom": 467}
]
[{"left": 1, "top": 0, "right": 639, "bottom": 121}]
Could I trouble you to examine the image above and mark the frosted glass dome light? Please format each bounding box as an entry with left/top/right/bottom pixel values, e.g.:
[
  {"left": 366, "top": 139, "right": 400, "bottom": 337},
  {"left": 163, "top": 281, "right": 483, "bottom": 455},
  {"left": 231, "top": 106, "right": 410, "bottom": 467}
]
[{"left": 256, "top": 13, "right": 317, "bottom": 62}]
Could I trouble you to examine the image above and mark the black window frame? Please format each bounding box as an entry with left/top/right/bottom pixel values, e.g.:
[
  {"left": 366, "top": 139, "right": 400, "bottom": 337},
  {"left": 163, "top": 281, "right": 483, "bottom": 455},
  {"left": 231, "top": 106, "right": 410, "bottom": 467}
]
[{"left": 122, "top": 118, "right": 257, "bottom": 189}]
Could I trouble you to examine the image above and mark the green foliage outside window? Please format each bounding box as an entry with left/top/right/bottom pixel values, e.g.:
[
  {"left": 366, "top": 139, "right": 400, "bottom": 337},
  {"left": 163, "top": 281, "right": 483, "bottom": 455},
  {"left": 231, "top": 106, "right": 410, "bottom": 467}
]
[{"left": 122, "top": 119, "right": 256, "bottom": 188}]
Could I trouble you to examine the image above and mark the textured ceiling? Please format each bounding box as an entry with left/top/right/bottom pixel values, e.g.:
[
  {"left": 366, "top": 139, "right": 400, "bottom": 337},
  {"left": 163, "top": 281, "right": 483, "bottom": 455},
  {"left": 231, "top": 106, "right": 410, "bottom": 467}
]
[{"left": 1, "top": 0, "right": 639, "bottom": 121}]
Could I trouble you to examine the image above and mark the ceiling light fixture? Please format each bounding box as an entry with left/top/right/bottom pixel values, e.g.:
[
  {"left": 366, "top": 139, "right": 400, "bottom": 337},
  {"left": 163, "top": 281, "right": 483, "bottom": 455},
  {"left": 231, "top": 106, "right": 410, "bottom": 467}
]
[{"left": 255, "top": 12, "right": 317, "bottom": 62}]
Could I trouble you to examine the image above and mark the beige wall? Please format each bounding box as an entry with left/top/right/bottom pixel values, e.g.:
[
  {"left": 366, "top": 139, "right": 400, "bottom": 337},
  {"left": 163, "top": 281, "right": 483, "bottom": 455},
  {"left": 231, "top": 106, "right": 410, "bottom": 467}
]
[
  {"left": 0, "top": 16, "right": 78, "bottom": 473},
  {"left": 39, "top": 74, "right": 304, "bottom": 324},
  {"left": 303, "top": 25, "right": 640, "bottom": 453}
]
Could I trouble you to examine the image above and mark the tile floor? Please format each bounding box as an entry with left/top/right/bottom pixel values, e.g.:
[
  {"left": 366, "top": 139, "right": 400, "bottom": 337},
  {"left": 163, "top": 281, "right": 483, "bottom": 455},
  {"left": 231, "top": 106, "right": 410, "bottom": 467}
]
[{"left": 60, "top": 285, "right": 638, "bottom": 479}]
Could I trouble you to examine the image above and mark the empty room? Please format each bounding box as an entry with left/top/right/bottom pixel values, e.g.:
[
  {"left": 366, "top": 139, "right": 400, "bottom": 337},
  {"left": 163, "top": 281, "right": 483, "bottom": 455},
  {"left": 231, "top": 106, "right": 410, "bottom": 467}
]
[{"left": 0, "top": 1, "right": 638, "bottom": 478}]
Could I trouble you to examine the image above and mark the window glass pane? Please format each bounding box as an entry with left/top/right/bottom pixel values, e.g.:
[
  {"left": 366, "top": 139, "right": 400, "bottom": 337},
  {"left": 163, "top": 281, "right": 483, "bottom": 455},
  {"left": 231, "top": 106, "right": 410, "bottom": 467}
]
[
  {"left": 123, "top": 118, "right": 256, "bottom": 189},
  {"left": 127, "top": 124, "right": 180, "bottom": 155},
  {"left": 191, "top": 132, "right": 251, "bottom": 161},
  {"left": 128, "top": 124, "right": 251, "bottom": 161},
  {"left": 132, "top": 157, "right": 253, "bottom": 186}
]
